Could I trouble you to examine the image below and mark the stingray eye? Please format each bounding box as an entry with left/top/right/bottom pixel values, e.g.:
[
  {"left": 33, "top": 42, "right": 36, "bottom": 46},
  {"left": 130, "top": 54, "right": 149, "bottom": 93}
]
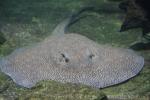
[
  {"left": 61, "top": 53, "right": 69, "bottom": 63},
  {"left": 89, "top": 54, "right": 95, "bottom": 60}
]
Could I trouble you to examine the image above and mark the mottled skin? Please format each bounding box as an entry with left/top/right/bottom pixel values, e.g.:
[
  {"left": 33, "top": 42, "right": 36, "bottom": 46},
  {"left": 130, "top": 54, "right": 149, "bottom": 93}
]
[{"left": 0, "top": 33, "right": 144, "bottom": 88}]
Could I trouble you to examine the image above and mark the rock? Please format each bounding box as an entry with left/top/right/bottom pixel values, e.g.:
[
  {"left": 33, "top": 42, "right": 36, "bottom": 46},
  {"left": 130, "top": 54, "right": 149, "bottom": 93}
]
[{"left": 0, "top": 32, "right": 6, "bottom": 45}]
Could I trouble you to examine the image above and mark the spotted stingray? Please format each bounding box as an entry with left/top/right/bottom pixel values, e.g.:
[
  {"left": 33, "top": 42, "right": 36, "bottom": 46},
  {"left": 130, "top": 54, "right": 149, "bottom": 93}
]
[{"left": 0, "top": 17, "right": 144, "bottom": 88}]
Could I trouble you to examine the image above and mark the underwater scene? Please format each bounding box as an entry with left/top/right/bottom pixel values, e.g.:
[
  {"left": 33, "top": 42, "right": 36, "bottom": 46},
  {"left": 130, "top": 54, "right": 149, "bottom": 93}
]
[{"left": 0, "top": 0, "right": 150, "bottom": 100}]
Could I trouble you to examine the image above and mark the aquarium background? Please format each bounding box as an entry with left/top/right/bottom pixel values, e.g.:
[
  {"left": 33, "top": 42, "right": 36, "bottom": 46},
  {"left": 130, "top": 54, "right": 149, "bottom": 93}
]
[{"left": 0, "top": 0, "right": 149, "bottom": 100}]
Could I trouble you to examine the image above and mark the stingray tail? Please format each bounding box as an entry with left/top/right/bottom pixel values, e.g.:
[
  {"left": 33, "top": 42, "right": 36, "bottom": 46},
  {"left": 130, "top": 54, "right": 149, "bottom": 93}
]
[
  {"left": 51, "top": 6, "right": 95, "bottom": 36},
  {"left": 51, "top": 17, "right": 72, "bottom": 36}
]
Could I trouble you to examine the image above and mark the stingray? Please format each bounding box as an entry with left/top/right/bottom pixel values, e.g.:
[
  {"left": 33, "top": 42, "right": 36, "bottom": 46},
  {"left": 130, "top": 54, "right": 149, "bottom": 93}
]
[{"left": 0, "top": 16, "right": 144, "bottom": 88}]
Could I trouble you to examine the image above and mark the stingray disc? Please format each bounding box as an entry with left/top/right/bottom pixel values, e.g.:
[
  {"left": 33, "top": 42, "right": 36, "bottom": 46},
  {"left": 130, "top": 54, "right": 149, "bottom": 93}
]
[{"left": 0, "top": 33, "right": 144, "bottom": 88}]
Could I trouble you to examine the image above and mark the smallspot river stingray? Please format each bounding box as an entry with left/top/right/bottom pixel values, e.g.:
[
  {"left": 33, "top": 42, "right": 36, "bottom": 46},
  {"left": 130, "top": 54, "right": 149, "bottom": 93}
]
[{"left": 0, "top": 16, "right": 144, "bottom": 88}]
